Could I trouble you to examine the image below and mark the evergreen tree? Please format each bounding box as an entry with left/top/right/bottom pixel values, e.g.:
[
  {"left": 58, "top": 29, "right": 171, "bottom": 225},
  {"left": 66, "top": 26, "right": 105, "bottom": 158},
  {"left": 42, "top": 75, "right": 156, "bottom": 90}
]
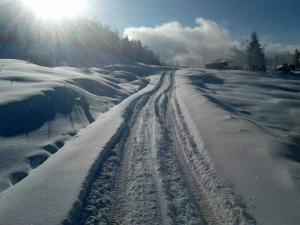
[{"left": 246, "top": 31, "right": 266, "bottom": 71}]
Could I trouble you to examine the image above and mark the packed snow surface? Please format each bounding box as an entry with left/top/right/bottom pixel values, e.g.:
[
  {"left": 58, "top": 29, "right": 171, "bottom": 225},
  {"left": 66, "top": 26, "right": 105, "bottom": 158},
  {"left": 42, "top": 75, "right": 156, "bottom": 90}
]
[{"left": 0, "top": 62, "right": 299, "bottom": 225}]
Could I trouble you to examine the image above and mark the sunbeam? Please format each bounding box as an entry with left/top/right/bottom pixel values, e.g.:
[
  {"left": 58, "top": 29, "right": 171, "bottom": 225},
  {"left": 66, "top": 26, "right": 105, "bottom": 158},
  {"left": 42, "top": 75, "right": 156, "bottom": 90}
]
[{"left": 21, "top": 0, "right": 87, "bottom": 20}]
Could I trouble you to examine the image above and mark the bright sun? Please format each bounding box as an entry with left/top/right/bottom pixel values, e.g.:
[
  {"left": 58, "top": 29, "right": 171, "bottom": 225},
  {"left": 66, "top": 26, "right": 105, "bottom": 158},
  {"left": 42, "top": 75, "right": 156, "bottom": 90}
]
[{"left": 22, "top": 0, "right": 87, "bottom": 20}]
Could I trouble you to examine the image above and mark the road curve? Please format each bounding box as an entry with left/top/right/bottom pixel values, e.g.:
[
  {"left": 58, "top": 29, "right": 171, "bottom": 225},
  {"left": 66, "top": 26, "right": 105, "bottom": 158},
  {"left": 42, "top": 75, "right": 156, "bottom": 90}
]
[{"left": 77, "top": 71, "right": 255, "bottom": 225}]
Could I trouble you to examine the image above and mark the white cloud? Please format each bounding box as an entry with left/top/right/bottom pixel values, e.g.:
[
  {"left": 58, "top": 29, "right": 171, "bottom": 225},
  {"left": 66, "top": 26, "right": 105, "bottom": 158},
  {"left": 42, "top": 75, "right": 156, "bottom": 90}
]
[
  {"left": 124, "top": 18, "right": 232, "bottom": 67},
  {"left": 265, "top": 43, "right": 300, "bottom": 56},
  {"left": 124, "top": 18, "right": 300, "bottom": 67}
]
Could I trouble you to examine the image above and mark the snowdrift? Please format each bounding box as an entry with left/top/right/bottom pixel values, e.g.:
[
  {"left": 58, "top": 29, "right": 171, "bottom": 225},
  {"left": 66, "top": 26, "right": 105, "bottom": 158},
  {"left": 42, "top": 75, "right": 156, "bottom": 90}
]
[
  {"left": 176, "top": 69, "right": 300, "bottom": 225},
  {"left": 0, "top": 59, "right": 153, "bottom": 193}
]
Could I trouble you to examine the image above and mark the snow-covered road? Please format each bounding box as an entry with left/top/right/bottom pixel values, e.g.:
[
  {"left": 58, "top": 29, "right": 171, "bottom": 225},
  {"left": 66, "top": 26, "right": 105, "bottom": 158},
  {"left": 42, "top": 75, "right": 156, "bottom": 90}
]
[
  {"left": 1, "top": 65, "right": 299, "bottom": 225},
  {"left": 78, "top": 71, "right": 253, "bottom": 225}
]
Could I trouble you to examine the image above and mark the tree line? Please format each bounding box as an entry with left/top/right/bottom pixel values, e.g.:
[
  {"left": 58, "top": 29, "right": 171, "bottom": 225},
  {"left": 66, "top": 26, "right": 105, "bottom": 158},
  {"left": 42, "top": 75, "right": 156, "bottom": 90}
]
[
  {"left": 0, "top": 1, "right": 161, "bottom": 66},
  {"left": 230, "top": 31, "right": 300, "bottom": 72}
]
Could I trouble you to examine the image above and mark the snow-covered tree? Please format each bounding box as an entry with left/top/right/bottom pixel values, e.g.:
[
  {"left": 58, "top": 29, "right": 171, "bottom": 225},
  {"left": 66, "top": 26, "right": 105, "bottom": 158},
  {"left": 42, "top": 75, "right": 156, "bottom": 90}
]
[{"left": 246, "top": 31, "right": 266, "bottom": 71}]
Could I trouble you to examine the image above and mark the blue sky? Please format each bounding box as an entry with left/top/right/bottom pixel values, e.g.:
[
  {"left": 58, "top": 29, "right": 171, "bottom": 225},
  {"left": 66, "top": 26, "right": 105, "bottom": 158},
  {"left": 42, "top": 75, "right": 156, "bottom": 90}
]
[{"left": 90, "top": 0, "right": 300, "bottom": 44}]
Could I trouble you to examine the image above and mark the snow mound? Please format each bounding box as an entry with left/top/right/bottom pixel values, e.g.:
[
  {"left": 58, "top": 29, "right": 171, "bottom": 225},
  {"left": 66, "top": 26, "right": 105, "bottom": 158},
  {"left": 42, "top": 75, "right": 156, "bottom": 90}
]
[{"left": 0, "top": 59, "right": 150, "bottom": 193}]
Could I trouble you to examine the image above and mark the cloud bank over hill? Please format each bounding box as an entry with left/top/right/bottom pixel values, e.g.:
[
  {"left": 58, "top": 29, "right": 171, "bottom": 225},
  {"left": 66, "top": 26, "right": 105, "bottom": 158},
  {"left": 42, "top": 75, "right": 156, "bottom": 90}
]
[
  {"left": 125, "top": 18, "right": 231, "bottom": 67},
  {"left": 125, "top": 17, "right": 300, "bottom": 67}
]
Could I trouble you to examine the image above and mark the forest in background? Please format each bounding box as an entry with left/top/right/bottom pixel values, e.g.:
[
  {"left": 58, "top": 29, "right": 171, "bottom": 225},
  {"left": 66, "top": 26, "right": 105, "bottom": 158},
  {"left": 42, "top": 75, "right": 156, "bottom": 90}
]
[{"left": 0, "top": 1, "right": 162, "bottom": 67}]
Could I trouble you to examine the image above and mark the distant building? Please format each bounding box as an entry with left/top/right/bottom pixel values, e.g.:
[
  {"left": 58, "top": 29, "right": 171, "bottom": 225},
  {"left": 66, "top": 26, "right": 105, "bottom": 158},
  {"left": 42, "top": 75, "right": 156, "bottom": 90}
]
[{"left": 205, "top": 58, "right": 231, "bottom": 70}]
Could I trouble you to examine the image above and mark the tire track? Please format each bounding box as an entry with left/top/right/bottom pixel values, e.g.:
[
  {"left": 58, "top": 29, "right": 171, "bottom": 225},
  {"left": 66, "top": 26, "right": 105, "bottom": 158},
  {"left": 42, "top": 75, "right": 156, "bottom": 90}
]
[
  {"left": 78, "top": 71, "right": 255, "bottom": 225},
  {"left": 78, "top": 72, "right": 168, "bottom": 225}
]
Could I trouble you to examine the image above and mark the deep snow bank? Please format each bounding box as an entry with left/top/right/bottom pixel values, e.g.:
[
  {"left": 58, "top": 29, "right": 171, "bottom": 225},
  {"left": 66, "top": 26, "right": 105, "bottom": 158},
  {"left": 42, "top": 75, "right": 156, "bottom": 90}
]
[
  {"left": 0, "top": 59, "right": 153, "bottom": 192},
  {"left": 175, "top": 69, "right": 300, "bottom": 225},
  {"left": 0, "top": 59, "right": 164, "bottom": 225}
]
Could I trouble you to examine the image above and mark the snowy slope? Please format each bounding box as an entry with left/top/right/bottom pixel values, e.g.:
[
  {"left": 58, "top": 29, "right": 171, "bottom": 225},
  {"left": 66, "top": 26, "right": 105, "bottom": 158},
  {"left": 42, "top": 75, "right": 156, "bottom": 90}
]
[
  {"left": 176, "top": 69, "right": 300, "bottom": 225},
  {"left": 0, "top": 59, "right": 153, "bottom": 193}
]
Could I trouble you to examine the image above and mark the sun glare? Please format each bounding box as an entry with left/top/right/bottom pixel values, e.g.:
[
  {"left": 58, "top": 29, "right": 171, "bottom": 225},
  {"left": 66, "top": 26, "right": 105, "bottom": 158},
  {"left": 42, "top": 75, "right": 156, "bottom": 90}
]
[{"left": 22, "top": 0, "right": 87, "bottom": 20}]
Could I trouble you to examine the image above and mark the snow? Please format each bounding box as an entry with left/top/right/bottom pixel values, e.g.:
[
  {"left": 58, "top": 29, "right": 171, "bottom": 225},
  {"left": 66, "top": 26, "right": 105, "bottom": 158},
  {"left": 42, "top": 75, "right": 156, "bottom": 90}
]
[
  {"left": 0, "top": 59, "right": 159, "bottom": 193},
  {"left": 0, "top": 59, "right": 164, "bottom": 225},
  {"left": 175, "top": 68, "right": 300, "bottom": 225},
  {"left": 79, "top": 72, "right": 208, "bottom": 225},
  {"left": 0, "top": 78, "right": 160, "bottom": 225},
  {"left": 0, "top": 60, "right": 300, "bottom": 225}
]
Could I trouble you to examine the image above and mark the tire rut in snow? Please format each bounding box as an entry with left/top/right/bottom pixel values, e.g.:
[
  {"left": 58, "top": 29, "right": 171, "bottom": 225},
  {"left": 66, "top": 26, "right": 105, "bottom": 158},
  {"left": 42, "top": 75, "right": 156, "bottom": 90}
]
[
  {"left": 78, "top": 72, "right": 167, "bottom": 225},
  {"left": 78, "top": 71, "right": 256, "bottom": 225},
  {"left": 152, "top": 74, "right": 205, "bottom": 225}
]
